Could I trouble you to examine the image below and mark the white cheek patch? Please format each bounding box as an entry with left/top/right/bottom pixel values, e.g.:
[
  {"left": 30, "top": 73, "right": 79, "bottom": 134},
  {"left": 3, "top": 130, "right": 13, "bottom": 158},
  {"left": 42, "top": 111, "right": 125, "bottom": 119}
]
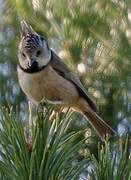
[
  {"left": 38, "top": 56, "right": 50, "bottom": 67},
  {"left": 38, "top": 49, "right": 51, "bottom": 67}
]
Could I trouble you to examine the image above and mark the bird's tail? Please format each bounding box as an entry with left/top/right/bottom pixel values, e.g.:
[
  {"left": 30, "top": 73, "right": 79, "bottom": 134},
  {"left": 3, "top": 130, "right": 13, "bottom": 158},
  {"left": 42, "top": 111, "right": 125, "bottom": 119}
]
[{"left": 83, "top": 109, "right": 117, "bottom": 140}]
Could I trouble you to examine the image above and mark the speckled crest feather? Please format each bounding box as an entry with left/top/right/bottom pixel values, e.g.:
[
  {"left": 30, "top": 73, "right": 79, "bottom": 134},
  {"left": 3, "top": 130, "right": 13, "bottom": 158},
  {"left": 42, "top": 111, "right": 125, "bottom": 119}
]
[
  {"left": 22, "top": 34, "right": 40, "bottom": 51},
  {"left": 21, "top": 20, "right": 41, "bottom": 52}
]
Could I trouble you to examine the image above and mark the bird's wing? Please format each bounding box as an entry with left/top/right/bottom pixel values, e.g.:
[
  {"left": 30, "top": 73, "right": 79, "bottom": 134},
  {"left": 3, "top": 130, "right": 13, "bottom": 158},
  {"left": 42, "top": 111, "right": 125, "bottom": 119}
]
[{"left": 50, "top": 51, "right": 98, "bottom": 112}]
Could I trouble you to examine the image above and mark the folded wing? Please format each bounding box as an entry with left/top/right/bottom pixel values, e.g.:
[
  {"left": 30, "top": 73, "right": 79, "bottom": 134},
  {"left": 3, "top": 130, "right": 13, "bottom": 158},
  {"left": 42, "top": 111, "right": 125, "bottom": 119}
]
[{"left": 50, "top": 51, "right": 98, "bottom": 112}]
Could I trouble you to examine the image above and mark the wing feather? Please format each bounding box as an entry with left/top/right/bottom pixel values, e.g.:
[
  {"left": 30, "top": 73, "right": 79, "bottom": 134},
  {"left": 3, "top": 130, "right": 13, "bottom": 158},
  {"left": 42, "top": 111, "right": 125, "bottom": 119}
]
[{"left": 50, "top": 51, "right": 98, "bottom": 112}]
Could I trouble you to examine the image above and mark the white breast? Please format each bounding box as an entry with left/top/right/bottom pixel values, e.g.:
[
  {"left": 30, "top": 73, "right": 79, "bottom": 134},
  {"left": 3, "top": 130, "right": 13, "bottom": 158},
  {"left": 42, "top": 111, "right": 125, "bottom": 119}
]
[
  {"left": 17, "top": 66, "right": 45, "bottom": 104},
  {"left": 17, "top": 65, "right": 79, "bottom": 106}
]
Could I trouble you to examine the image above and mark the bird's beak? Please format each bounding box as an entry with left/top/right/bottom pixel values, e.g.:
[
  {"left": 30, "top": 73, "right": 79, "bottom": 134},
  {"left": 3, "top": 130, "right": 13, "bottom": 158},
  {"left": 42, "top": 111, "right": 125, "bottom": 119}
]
[
  {"left": 28, "top": 60, "right": 33, "bottom": 67},
  {"left": 27, "top": 58, "right": 36, "bottom": 67},
  {"left": 20, "top": 20, "right": 35, "bottom": 37},
  {"left": 28, "top": 59, "right": 37, "bottom": 68}
]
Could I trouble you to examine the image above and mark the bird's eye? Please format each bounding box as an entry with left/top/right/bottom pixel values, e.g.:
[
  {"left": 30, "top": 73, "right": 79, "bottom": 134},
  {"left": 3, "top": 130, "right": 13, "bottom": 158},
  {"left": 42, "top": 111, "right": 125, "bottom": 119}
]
[
  {"left": 36, "top": 50, "right": 41, "bottom": 57},
  {"left": 22, "top": 52, "right": 26, "bottom": 58},
  {"left": 40, "top": 36, "right": 45, "bottom": 41}
]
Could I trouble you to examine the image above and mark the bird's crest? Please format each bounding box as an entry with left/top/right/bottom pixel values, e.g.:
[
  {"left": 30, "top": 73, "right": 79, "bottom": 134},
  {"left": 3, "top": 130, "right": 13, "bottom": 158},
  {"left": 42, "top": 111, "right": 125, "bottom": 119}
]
[
  {"left": 20, "top": 20, "right": 41, "bottom": 51},
  {"left": 21, "top": 20, "right": 35, "bottom": 37}
]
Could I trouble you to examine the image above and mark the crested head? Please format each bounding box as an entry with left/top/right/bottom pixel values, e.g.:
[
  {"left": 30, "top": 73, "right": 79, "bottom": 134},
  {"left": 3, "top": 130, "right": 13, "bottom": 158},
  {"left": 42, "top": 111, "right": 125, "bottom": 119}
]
[
  {"left": 21, "top": 20, "right": 35, "bottom": 37},
  {"left": 18, "top": 20, "right": 51, "bottom": 71}
]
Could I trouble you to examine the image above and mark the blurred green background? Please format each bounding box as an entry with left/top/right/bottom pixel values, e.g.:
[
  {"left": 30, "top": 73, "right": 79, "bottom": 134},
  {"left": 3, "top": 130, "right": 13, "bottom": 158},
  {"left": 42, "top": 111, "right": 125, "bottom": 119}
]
[
  {"left": 0, "top": 0, "right": 131, "bottom": 135},
  {"left": 0, "top": 0, "right": 131, "bottom": 179}
]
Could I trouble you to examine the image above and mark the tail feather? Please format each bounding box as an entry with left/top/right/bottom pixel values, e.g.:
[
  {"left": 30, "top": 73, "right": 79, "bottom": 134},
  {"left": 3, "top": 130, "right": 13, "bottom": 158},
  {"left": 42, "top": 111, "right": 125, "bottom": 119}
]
[{"left": 83, "top": 110, "right": 117, "bottom": 140}]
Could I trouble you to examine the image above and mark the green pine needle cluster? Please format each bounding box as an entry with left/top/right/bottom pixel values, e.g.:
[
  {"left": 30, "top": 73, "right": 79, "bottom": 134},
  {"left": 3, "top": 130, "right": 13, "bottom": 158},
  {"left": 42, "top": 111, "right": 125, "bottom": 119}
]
[
  {"left": 91, "top": 138, "right": 131, "bottom": 180},
  {"left": 0, "top": 106, "right": 89, "bottom": 180},
  {"left": 0, "top": 106, "right": 130, "bottom": 179}
]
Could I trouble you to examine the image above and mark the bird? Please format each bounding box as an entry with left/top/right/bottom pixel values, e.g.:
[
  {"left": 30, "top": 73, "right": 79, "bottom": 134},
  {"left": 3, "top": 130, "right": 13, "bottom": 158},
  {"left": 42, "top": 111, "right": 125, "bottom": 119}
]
[{"left": 17, "top": 20, "right": 117, "bottom": 140}]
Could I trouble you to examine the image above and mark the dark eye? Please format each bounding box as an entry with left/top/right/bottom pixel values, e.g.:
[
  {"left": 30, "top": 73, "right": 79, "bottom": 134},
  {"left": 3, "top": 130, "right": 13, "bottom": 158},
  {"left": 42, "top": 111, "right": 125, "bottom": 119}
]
[
  {"left": 40, "top": 36, "right": 45, "bottom": 41},
  {"left": 36, "top": 50, "right": 41, "bottom": 57},
  {"left": 22, "top": 52, "right": 26, "bottom": 58}
]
